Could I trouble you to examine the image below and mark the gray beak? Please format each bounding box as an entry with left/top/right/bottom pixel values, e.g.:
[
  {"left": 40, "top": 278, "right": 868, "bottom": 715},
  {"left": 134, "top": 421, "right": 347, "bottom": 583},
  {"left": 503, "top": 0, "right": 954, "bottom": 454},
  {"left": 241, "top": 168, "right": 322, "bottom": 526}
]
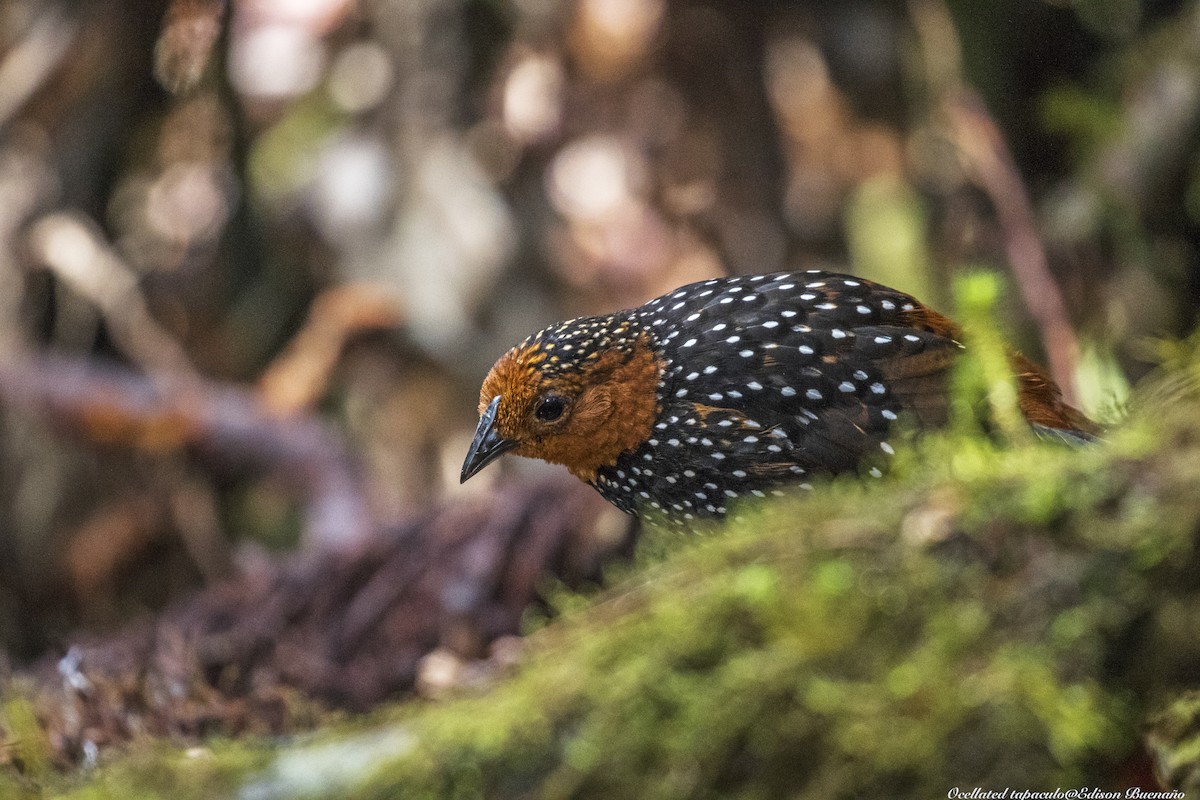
[{"left": 460, "top": 396, "right": 517, "bottom": 483}]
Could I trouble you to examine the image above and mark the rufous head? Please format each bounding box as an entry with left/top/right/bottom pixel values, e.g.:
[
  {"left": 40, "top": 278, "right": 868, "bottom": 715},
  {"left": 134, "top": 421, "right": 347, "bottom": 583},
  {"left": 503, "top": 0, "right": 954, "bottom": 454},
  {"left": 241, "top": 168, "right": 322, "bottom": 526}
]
[{"left": 460, "top": 317, "right": 663, "bottom": 484}]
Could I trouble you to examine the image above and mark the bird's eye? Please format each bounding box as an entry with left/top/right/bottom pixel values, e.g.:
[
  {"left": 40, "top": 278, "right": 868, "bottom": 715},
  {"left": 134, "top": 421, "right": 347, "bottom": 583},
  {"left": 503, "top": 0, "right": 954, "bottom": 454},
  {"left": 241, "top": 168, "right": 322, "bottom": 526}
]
[{"left": 535, "top": 395, "right": 567, "bottom": 422}]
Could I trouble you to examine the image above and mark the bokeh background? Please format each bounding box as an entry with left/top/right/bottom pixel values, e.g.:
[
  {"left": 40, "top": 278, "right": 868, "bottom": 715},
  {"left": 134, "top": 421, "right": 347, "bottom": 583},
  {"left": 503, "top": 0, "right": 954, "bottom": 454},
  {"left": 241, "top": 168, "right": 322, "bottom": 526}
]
[{"left": 0, "top": 0, "right": 1197, "bottom": 675}]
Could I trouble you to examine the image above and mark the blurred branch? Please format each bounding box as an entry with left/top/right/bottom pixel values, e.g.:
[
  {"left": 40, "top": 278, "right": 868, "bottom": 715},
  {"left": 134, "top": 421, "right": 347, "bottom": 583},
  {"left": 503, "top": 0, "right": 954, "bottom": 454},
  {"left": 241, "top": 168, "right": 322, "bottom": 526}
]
[
  {"left": 257, "top": 285, "right": 404, "bottom": 416},
  {"left": 945, "top": 93, "right": 1082, "bottom": 404},
  {"left": 0, "top": 4, "right": 77, "bottom": 131},
  {"left": 0, "top": 353, "right": 375, "bottom": 550},
  {"left": 910, "top": 0, "right": 1081, "bottom": 403},
  {"left": 27, "top": 212, "right": 200, "bottom": 378}
]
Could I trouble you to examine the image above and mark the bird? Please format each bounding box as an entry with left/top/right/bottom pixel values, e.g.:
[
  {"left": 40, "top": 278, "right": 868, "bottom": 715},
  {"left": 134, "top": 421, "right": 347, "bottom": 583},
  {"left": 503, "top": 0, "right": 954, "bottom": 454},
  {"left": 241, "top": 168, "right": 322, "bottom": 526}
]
[{"left": 460, "top": 270, "right": 1097, "bottom": 527}]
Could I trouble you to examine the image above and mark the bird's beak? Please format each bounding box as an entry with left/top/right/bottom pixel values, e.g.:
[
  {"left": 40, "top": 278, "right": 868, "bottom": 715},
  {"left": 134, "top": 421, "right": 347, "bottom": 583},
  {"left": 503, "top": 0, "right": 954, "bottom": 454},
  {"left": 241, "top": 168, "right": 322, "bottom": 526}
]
[{"left": 460, "top": 396, "right": 517, "bottom": 483}]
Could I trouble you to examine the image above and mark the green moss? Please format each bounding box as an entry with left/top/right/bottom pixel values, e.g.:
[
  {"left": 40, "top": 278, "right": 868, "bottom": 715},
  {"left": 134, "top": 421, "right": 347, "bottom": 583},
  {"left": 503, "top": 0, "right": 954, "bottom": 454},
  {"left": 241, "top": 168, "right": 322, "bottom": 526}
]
[
  {"left": 39, "top": 740, "right": 272, "bottom": 800},
  {"left": 2, "top": 691, "right": 53, "bottom": 783},
  {"left": 29, "top": 323, "right": 1200, "bottom": 799}
]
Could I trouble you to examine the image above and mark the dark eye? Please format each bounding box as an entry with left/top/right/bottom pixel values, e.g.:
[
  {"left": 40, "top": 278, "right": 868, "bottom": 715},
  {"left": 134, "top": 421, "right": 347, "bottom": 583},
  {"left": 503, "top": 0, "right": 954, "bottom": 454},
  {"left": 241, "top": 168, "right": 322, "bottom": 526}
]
[{"left": 535, "top": 395, "right": 567, "bottom": 422}]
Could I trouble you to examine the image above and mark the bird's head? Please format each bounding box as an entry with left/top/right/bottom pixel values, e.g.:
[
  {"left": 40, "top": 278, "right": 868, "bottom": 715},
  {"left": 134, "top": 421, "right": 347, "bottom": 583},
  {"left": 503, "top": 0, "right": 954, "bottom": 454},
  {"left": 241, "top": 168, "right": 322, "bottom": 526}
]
[{"left": 460, "top": 315, "right": 663, "bottom": 484}]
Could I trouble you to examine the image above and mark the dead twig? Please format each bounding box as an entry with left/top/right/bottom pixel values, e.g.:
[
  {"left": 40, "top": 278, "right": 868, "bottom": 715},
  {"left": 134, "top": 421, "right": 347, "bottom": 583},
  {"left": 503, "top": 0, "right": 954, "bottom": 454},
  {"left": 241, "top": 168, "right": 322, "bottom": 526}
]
[
  {"left": 909, "top": 0, "right": 1082, "bottom": 403},
  {"left": 944, "top": 93, "right": 1082, "bottom": 404}
]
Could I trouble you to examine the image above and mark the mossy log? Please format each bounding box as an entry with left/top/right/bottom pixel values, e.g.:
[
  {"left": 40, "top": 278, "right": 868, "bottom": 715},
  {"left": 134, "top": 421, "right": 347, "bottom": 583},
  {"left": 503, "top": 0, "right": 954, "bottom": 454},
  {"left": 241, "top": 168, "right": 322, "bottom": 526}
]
[{"left": 9, "top": 348, "right": 1200, "bottom": 799}]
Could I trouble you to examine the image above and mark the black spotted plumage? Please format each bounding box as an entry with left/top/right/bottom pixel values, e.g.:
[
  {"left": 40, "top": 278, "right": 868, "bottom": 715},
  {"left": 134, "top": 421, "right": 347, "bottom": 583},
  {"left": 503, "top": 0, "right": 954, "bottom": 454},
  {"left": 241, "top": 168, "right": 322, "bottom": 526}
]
[
  {"left": 578, "top": 270, "right": 960, "bottom": 526},
  {"left": 465, "top": 269, "right": 1095, "bottom": 529}
]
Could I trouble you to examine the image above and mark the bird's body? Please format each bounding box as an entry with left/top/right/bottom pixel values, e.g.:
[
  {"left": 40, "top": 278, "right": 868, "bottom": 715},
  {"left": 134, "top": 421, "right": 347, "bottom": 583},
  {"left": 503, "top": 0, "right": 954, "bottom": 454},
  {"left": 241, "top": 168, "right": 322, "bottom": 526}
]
[{"left": 461, "top": 270, "right": 1096, "bottom": 527}]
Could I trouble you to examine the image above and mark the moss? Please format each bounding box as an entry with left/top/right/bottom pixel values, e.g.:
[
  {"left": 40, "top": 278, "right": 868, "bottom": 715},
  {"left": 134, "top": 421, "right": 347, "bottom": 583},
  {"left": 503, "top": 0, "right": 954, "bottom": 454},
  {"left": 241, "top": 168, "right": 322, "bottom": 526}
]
[
  {"left": 1149, "top": 692, "right": 1200, "bottom": 792},
  {"left": 34, "top": 333, "right": 1200, "bottom": 799},
  {"left": 44, "top": 740, "right": 274, "bottom": 800},
  {"left": 2, "top": 690, "right": 54, "bottom": 783}
]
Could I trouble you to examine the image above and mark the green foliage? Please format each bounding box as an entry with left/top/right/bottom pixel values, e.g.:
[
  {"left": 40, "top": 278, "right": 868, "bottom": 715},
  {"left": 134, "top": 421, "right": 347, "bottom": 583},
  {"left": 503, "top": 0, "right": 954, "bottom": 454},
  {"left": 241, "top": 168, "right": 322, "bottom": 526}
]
[{"left": 949, "top": 271, "right": 1030, "bottom": 441}]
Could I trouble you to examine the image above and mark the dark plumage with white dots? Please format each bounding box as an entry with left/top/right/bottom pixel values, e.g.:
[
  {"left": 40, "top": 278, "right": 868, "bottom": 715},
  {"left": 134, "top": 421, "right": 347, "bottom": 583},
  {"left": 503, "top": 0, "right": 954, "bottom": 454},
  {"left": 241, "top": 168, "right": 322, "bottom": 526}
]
[{"left": 461, "top": 270, "right": 1097, "bottom": 528}]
